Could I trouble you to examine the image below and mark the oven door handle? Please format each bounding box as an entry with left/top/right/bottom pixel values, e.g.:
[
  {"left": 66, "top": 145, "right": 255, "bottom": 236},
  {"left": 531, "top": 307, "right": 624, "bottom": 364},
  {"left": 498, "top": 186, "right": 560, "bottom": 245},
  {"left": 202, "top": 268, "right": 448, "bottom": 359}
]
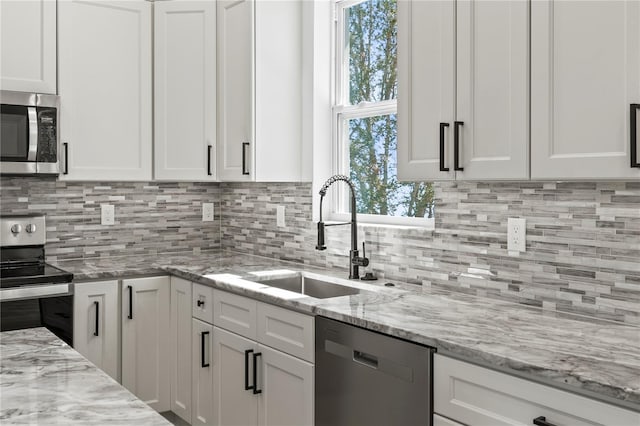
[
  {"left": 0, "top": 283, "right": 72, "bottom": 302},
  {"left": 27, "top": 106, "right": 38, "bottom": 161}
]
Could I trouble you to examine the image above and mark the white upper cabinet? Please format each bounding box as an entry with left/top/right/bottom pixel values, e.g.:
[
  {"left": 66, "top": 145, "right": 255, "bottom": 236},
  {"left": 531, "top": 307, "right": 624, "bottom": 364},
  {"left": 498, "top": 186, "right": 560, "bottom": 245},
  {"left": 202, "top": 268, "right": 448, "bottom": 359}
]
[
  {"left": 0, "top": 0, "right": 57, "bottom": 94},
  {"left": 531, "top": 0, "right": 640, "bottom": 179},
  {"left": 154, "top": 0, "right": 217, "bottom": 181},
  {"left": 58, "top": 0, "right": 152, "bottom": 181},
  {"left": 455, "top": 0, "right": 529, "bottom": 180},
  {"left": 217, "top": 0, "right": 306, "bottom": 182},
  {"left": 398, "top": 0, "right": 529, "bottom": 181}
]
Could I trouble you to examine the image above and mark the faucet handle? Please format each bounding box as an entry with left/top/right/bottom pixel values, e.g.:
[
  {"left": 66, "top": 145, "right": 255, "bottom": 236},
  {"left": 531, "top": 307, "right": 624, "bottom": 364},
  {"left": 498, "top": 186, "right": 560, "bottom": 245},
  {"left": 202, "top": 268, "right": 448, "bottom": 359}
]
[{"left": 362, "top": 242, "right": 366, "bottom": 258}]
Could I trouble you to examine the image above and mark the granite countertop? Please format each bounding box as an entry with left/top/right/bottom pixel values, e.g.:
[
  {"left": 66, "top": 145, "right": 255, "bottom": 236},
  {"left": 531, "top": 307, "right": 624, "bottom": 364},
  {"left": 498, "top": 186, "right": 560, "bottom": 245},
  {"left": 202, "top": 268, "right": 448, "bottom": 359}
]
[
  {"left": 0, "top": 327, "right": 170, "bottom": 425},
  {"left": 51, "top": 250, "right": 640, "bottom": 410}
]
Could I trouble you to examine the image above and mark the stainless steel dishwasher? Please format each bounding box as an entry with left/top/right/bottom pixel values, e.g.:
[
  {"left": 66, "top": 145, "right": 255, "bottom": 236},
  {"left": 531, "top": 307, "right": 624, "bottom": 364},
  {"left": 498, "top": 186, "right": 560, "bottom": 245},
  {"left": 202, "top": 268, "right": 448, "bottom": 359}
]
[{"left": 315, "top": 316, "right": 434, "bottom": 426}]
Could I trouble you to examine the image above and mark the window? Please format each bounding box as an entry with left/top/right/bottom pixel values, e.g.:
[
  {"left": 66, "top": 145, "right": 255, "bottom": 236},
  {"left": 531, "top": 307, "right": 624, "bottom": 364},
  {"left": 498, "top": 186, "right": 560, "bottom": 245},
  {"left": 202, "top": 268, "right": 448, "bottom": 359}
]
[{"left": 332, "top": 0, "right": 434, "bottom": 226}]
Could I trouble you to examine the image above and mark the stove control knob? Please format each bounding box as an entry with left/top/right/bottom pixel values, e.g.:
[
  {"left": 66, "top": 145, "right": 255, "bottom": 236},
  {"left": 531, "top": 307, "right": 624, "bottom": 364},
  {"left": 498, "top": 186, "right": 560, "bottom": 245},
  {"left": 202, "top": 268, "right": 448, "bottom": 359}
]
[
  {"left": 10, "top": 224, "right": 22, "bottom": 235},
  {"left": 26, "top": 224, "right": 37, "bottom": 234}
]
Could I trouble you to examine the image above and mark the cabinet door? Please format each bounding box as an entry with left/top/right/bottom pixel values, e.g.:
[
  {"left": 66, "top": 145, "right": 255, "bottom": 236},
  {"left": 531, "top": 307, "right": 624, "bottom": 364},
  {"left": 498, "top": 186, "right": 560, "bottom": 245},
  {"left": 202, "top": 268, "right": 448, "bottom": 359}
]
[
  {"left": 154, "top": 0, "right": 217, "bottom": 181},
  {"left": 531, "top": 0, "right": 640, "bottom": 179},
  {"left": 73, "top": 280, "right": 119, "bottom": 381},
  {"left": 58, "top": 0, "right": 152, "bottom": 181},
  {"left": 213, "top": 326, "right": 258, "bottom": 426},
  {"left": 192, "top": 319, "right": 214, "bottom": 426},
  {"left": 122, "top": 276, "right": 170, "bottom": 412},
  {"left": 257, "top": 344, "right": 314, "bottom": 426},
  {"left": 217, "top": 0, "right": 254, "bottom": 181},
  {"left": 455, "top": 0, "right": 529, "bottom": 180},
  {"left": 0, "top": 0, "right": 56, "bottom": 94},
  {"left": 397, "top": 0, "right": 455, "bottom": 181},
  {"left": 170, "top": 277, "right": 192, "bottom": 423}
]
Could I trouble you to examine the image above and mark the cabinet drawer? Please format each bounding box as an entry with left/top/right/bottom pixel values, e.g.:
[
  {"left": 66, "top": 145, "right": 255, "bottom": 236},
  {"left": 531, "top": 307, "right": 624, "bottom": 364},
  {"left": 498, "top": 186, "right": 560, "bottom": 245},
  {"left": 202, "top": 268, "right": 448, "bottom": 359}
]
[
  {"left": 434, "top": 354, "right": 639, "bottom": 426},
  {"left": 257, "top": 302, "right": 314, "bottom": 362},
  {"left": 213, "top": 289, "right": 257, "bottom": 339},
  {"left": 192, "top": 283, "right": 214, "bottom": 324}
]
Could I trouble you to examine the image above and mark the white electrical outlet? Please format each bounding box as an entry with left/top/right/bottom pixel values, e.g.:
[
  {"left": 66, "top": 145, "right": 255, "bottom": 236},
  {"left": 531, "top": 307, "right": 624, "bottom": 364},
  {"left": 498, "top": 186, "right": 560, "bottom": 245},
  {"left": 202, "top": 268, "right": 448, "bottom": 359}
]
[
  {"left": 101, "top": 204, "right": 115, "bottom": 225},
  {"left": 277, "top": 205, "right": 286, "bottom": 227},
  {"left": 202, "top": 203, "right": 214, "bottom": 222},
  {"left": 507, "top": 217, "right": 526, "bottom": 253}
]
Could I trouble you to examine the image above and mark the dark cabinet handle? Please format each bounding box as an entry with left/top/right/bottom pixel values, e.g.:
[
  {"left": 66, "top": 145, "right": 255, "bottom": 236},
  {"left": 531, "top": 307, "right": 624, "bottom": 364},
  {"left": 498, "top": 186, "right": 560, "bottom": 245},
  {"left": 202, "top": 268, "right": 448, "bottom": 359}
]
[
  {"left": 197, "top": 299, "right": 205, "bottom": 308},
  {"left": 533, "top": 416, "right": 557, "bottom": 426},
  {"left": 252, "top": 352, "right": 262, "bottom": 394},
  {"left": 244, "top": 349, "right": 254, "bottom": 390},
  {"left": 127, "top": 285, "right": 133, "bottom": 319},
  {"left": 439, "top": 122, "right": 450, "bottom": 172},
  {"left": 63, "top": 143, "right": 69, "bottom": 175},
  {"left": 201, "top": 331, "right": 210, "bottom": 368},
  {"left": 454, "top": 121, "right": 464, "bottom": 171},
  {"left": 93, "top": 301, "right": 99, "bottom": 337},
  {"left": 242, "top": 142, "right": 250, "bottom": 175},
  {"left": 631, "top": 104, "right": 639, "bottom": 168},
  {"left": 207, "top": 145, "right": 213, "bottom": 175}
]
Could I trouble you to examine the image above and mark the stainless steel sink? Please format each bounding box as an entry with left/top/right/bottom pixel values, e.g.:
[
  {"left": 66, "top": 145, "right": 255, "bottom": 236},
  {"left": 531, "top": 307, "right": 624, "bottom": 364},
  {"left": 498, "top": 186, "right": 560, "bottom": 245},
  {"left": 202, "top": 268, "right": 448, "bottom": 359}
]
[{"left": 256, "top": 274, "right": 361, "bottom": 299}]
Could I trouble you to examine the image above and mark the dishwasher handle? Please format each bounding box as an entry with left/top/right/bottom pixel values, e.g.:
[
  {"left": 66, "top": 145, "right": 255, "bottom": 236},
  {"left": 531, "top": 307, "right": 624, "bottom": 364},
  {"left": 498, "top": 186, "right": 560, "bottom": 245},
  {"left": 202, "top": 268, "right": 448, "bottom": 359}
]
[{"left": 353, "top": 350, "right": 378, "bottom": 369}]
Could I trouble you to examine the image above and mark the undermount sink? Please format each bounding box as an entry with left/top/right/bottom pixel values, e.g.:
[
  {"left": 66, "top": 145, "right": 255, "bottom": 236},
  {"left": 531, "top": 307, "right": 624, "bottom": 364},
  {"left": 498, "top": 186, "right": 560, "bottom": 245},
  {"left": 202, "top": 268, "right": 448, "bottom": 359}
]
[{"left": 256, "top": 274, "right": 361, "bottom": 299}]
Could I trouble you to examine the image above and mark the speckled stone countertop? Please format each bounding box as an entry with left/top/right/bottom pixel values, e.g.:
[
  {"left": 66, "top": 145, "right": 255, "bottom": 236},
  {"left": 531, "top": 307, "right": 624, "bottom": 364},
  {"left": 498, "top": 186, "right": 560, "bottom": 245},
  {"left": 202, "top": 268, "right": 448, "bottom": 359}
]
[
  {"left": 0, "top": 328, "right": 170, "bottom": 425},
  {"left": 51, "top": 250, "right": 640, "bottom": 410}
]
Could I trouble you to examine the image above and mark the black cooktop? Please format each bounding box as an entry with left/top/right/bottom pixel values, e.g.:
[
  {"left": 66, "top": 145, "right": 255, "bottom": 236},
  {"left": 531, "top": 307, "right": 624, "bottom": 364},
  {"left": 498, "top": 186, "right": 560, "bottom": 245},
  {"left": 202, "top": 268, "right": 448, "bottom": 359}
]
[{"left": 0, "top": 262, "right": 74, "bottom": 288}]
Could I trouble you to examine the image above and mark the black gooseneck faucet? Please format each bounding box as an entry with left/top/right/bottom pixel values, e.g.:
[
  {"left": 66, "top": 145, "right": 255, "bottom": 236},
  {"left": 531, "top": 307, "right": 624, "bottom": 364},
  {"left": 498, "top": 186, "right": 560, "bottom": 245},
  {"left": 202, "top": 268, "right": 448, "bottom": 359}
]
[{"left": 316, "top": 175, "right": 369, "bottom": 280}]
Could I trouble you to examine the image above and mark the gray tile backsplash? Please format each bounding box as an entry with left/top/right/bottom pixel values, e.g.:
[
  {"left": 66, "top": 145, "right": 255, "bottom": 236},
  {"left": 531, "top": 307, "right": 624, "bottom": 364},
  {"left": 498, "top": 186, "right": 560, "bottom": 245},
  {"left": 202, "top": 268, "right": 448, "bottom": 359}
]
[
  {"left": 221, "top": 181, "right": 640, "bottom": 324},
  {"left": 0, "top": 177, "right": 221, "bottom": 260},
  {"left": 2, "top": 176, "right": 638, "bottom": 323}
]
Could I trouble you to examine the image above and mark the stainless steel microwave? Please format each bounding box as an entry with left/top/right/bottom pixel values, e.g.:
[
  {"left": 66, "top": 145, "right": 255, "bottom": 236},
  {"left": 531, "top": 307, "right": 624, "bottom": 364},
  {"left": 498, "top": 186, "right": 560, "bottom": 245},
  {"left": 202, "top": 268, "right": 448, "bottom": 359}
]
[{"left": 1, "top": 90, "right": 60, "bottom": 175}]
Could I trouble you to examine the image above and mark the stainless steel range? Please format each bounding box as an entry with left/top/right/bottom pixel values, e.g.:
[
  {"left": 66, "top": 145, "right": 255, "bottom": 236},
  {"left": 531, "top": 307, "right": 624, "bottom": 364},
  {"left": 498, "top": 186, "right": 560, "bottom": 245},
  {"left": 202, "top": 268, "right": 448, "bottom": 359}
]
[{"left": 0, "top": 215, "right": 74, "bottom": 345}]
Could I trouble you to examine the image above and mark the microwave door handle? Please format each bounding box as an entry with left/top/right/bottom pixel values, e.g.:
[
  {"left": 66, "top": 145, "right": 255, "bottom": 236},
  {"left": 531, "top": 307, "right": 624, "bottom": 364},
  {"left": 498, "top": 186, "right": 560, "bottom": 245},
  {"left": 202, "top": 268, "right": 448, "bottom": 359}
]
[{"left": 27, "top": 106, "right": 38, "bottom": 161}]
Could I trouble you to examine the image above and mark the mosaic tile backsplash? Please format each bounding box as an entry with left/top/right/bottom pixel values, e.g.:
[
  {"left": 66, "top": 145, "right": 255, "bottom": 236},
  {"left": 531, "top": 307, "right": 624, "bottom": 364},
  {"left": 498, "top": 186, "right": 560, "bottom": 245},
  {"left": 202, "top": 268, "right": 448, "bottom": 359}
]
[
  {"left": 0, "top": 177, "right": 221, "bottom": 260},
  {"left": 221, "top": 181, "right": 640, "bottom": 324},
  {"left": 1, "top": 176, "right": 638, "bottom": 323}
]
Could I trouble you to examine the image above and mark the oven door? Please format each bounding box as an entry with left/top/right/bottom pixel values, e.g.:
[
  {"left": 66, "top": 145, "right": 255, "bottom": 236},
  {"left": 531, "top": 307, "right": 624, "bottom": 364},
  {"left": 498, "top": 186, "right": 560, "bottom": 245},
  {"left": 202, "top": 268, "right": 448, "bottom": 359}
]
[
  {"left": 1, "top": 295, "right": 73, "bottom": 347},
  {"left": 0, "top": 92, "right": 38, "bottom": 174}
]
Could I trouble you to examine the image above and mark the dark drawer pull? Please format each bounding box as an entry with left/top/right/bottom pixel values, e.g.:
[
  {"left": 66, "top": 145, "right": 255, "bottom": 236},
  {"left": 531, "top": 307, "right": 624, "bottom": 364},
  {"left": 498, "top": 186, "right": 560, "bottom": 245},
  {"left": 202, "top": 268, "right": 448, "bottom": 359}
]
[
  {"left": 242, "top": 142, "right": 250, "bottom": 175},
  {"left": 631, "top": 104, "right": 639, "bottom": 168},
  {"left": 439, "top": 122, "right": 450, "bottom": 172},
  {"left": 93, "top": 301, "right": 99, "bottom": 337},
  {"left": 252, "top": 352, "right": 262, "bottom": 394},
  {"left": 454, "top": 121, "right": 464, "bottom": 171},
  {"left": 244, "top": 349, "right": 254, "bottom": 390},
  {"left": 533, "top": 416, "right": 557, "bottom": 426},
  {"left": 197, "top": 299, "right": 205, "bottom": 308},
  {"left": 201, "top": 331, "right": 210, "bottom": 368},
  {"left": 127, "top": 285, "right": 133, "bottom": 319}
]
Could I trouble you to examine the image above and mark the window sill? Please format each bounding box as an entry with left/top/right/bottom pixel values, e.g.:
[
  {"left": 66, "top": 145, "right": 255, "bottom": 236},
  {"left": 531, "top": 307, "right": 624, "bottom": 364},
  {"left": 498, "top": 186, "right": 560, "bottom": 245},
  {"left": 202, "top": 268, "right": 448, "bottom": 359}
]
[{"left": 324, "top": 218, "right": 435, "bottom": 232}]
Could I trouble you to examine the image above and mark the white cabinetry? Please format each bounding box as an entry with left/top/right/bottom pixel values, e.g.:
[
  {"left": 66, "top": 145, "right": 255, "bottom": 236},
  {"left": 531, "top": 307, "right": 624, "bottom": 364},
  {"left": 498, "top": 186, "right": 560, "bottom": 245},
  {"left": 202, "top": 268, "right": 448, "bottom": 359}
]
[
  {"left": 0, "top": 0, "right": 56, "bottom": 94},
  {"left": 212, "top": 289, "right": 314, "bottom": 426},
  {"left": 121, "top": 276, "right": 170, "bottom": 412},
  {"left": 434, "top": 354, "right": 640, "bottom": 426},
  {"left": 531, "top": 1, "right": 640, "bottom": 179},
  {"left": 170, "top": 277, "right": 192, "bottom": 423},
  {"left": 73, "top": 280, "right": 120, "bottom": 382},
  {"left": 58, "top": 0, "right": 152, "bottom": 181},
  {"left": 398, "top": 0, "right": 529, "bottom": 181},
  {"left": 217, "top": 0, "right": 306, "bottom": 181},
  {"left": 154, "top": 0, "right": 217, "bottom": 181},
  {"left": 192, "top": 318, "right": 214, "bottom": 426}
]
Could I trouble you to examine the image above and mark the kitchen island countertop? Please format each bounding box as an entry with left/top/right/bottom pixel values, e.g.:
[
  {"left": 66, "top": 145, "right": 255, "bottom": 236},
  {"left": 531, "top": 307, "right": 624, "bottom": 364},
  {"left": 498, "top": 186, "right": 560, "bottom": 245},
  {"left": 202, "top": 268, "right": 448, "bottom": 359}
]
[{"left": 0, "top": 327, "right": 170, "bottom": 425}]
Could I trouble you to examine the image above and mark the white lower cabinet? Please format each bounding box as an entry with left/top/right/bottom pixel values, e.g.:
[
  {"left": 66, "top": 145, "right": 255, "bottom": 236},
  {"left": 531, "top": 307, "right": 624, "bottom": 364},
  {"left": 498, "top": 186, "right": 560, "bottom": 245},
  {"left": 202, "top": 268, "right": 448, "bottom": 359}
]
[
  {"left": 121, "top": 276, "right": 171, "bottom": 412},
  {"left": 434, "top": 354, "right": 640, "bottom": 426},
  {"left": 192, "top": 318, "right": 214, "bottom": 426},
  {"left": 433, "top": 414, "right": 464, "bottom": 426},
  {"left": 73, "top": 280, "right": 120, "bottom": 382},
  {"left": 170, "top": 277, "right": 192, "bottom": 422}
]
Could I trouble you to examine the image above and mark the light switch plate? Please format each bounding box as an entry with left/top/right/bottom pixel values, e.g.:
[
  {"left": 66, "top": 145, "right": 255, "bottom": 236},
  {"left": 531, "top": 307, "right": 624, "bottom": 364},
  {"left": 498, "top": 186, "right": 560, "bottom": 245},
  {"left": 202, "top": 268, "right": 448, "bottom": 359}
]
[
  {"left": 101, "top": 204, "right": 115, "bottom": 226},
  {"left": 277, "top": 205, "right": 286, "bottom": 227},
  {"left": 507, "top": 217, "right": 526, "bottom": 254},
  {"left": 202, "top": 203, "right": 214, "bottom": 222}
]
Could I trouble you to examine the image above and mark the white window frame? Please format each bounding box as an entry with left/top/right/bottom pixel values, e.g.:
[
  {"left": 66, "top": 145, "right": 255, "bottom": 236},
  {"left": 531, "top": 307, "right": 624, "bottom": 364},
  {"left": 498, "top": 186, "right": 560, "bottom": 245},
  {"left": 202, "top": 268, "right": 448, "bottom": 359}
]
[{"left": 329, "top": 0, "right": 435, "bottom": 228}]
